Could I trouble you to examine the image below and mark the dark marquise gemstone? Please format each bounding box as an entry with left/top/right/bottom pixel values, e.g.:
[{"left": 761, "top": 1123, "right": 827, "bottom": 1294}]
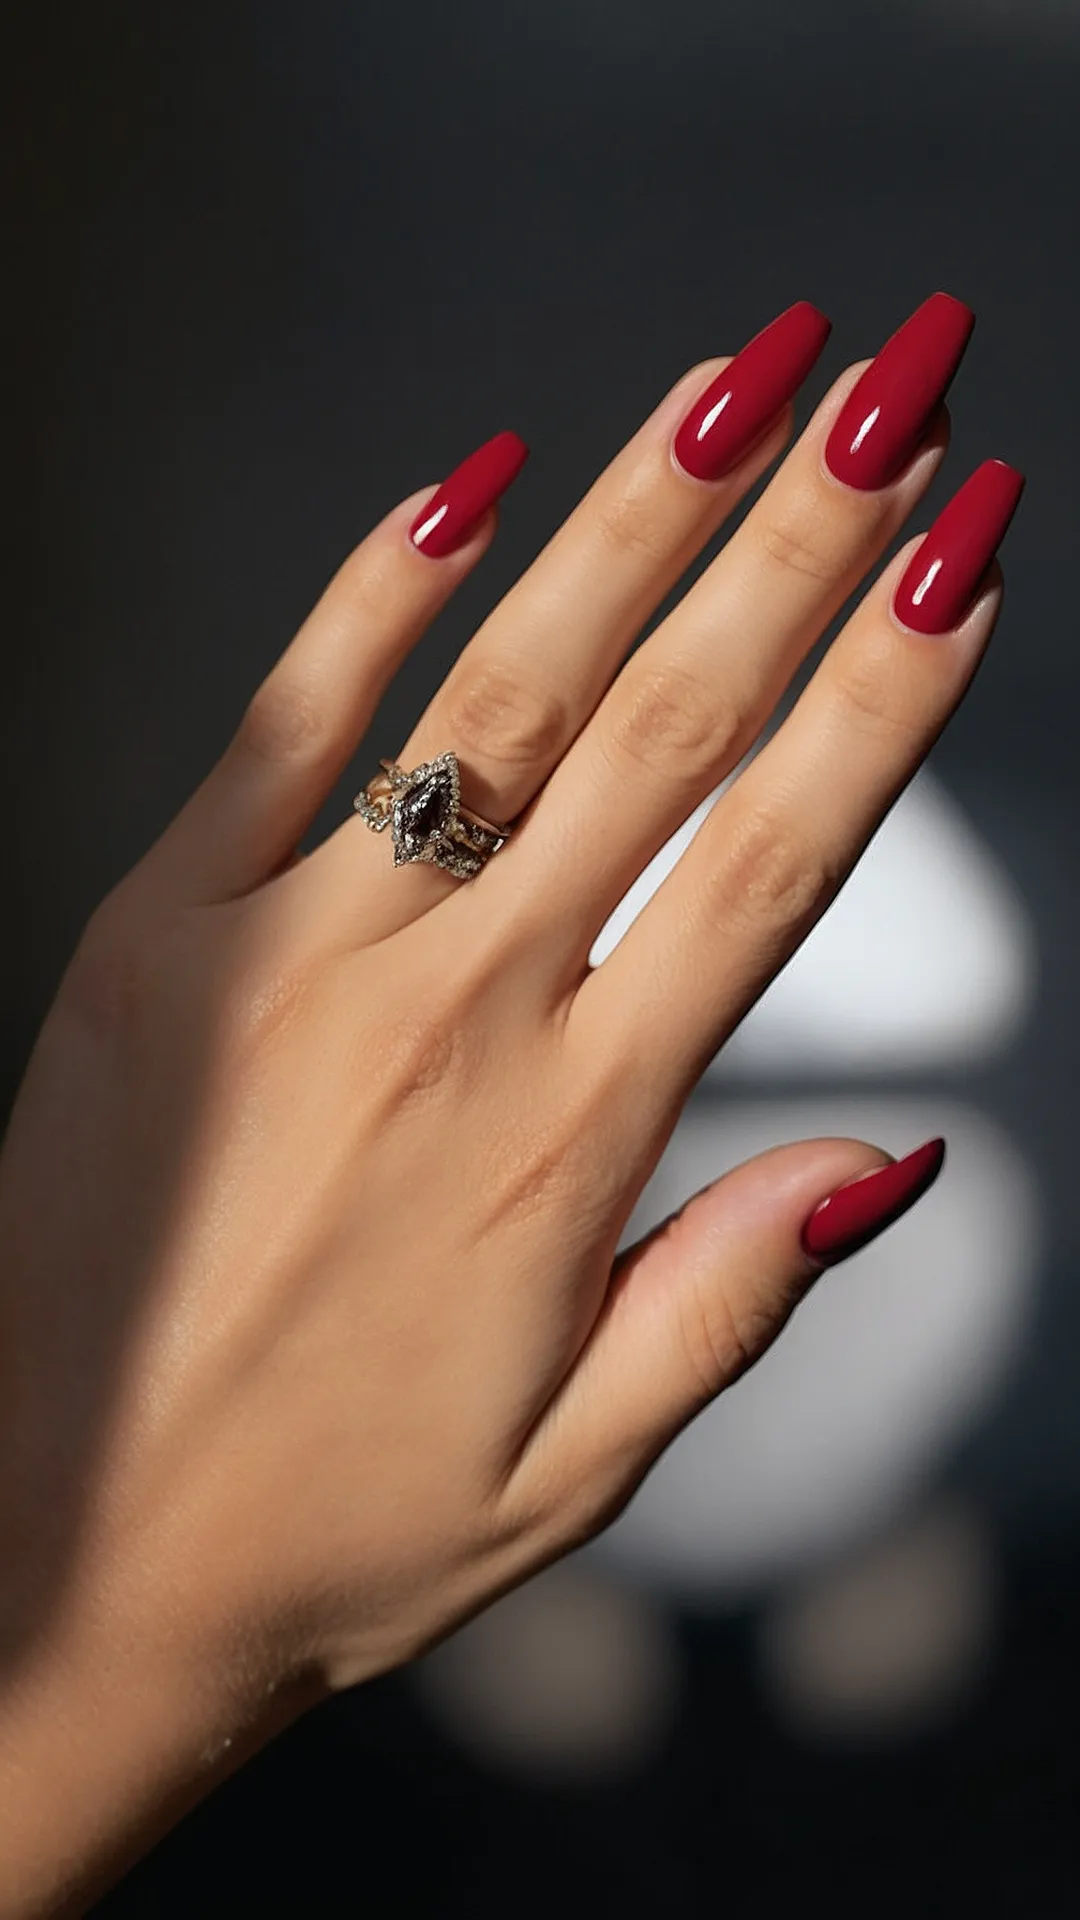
[{"left": 398, "top": 769, "right": 452, "bottom": 851}]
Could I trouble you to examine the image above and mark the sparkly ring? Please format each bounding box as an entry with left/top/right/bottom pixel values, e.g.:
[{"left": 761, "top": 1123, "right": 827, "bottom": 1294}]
[{"left": 352, "top": 753, "right": 513, "bottom": 880}]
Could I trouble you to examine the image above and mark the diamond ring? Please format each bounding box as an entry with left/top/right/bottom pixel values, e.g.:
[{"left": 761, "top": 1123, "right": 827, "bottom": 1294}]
[{"left": 353, "top": 753, "right": 513, "bottom": 880}]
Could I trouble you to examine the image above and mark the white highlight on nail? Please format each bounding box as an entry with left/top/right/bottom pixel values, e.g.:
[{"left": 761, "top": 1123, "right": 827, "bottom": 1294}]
[
  {"left": 850, "top": 403, "right": 881, "bottom": 453},
  {"left": 411, "top": 501, "right": 449, "bottom": 548},
  {"left": 696, "top": 390, "right": 733, "bottom": 441},
  {"left": 911, "top": 557, "right": 945, "bottom": 606}
]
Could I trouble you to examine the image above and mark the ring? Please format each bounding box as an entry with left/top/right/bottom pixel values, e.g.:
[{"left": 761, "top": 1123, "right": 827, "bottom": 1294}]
[{"left": 352, "top": 752, "right": 513, "bottom": 880}]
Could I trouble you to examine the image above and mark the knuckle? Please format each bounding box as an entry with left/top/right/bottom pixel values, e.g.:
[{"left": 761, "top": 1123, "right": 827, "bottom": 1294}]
[
  {"left": 606, "top": 661, "right": 733, "bottom": 782},
  {"left": 363, "top": 997, "right": 474, "bottom": 1116},
  {"left": 704, "top": 804, "right": 834, "bottom": 939},
  {"left": 65, "top": 891, "right": 146, "bottom": 1029},
  {"left": 478, "top": 1066, "right": 620, "bottom": 1242},
  {"left": 217, "top": 957, "right": 312, "bottom": 1060},
  {"left": 482, "top": 1119, "right": 578, "bottom": 1233},
  {"left": 592, "top": 485, "right": 672, "bottom": 565},
  {"left": 332, "top": 540, "right": 397, "bottom": 616},
  {"left": 66, "top": 890, "right": 316, "bottom": 1063},
  {"left": 236, "top": 671, "right": 330, "bottom": 767},
  {"left": 684, "top": 1263, "right": 806, "bottom": 1404},
  {"left": 678, "top": 1276, "right": 800, "bottom": 1408},
  {"left": 677, "top": 1280, "right": 752, "bottom": 1408},
  {"left": 442, "top": 660, "right": 568, "bottom": 770},
  {"left": 66, "top": 892, "right": 205, "bottom": 1038},
  {"left": 830, "top": 645, "right": 918, "bottom": 743},
  {"left": 757, "top": 502, "right": 839, "bottom": 585}
]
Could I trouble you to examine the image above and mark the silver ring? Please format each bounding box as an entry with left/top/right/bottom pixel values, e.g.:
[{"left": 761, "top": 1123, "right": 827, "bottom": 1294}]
[{"left": 352, "top": 752, "right": 513, "bottom": 880}]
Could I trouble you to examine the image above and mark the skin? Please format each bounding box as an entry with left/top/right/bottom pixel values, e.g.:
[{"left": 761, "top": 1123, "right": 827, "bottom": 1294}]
[{"left": 0, "top": 351, "right": 1001, "bottom": 1914}]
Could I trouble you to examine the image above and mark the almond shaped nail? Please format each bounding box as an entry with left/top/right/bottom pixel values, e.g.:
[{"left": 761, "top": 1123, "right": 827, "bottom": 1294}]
[
  {"left": 410, "top": 430, "right": 529, "bottom": 557},
  {"left": 801, "top": 1137, "right": 946, "bottom": 1266}
]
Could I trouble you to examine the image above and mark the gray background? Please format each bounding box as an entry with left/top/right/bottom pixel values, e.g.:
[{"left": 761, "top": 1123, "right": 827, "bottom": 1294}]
[{"left": 6, "top": 1, "right": 1080, "bottom": 1912}]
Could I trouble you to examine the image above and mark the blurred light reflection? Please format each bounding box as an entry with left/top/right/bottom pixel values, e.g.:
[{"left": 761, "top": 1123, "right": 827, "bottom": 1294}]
[
  {"left": 758, "top": 1499, "right": 994, "bottom": 1739},
  {"left": 413, "top": 1561, "right": 680, "bottom": 1779}
]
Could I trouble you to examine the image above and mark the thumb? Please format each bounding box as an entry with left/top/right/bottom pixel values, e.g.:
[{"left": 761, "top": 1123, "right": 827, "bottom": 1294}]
[{"left": 512, "top": 1135, "right": 945, "bottom": 1526}]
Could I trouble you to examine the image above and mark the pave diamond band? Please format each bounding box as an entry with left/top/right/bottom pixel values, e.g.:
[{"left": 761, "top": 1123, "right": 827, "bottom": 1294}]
[{"left": 353, "top": 753, "right": 512, "bottom": 880}]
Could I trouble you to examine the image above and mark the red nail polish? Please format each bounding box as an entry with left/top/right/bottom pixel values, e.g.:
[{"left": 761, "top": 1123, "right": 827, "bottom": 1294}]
[
  {"left": 801, "top": 1137, "right": 946, "bottom": 1266},
  {"left": 824, "top": 293, "right": 975, "bottom": 491},
  {"left": 409, "top": 430, "right": 529, "bottom": 557},
  {"left": 674, "top": 301, "right": 832, "bottom": 482},
  {"left": 893, "top": 459, "right": 1025, "bottom": 634}
]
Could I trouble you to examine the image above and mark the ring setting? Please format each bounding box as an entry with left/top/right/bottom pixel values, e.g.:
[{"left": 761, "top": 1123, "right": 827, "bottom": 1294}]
[{"left": 353, "top": 753, "right": 512, "bottom": 880}]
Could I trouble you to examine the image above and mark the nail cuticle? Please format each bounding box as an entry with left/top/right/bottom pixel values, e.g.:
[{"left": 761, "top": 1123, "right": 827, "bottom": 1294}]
[
  {"left": 668, "top": 440, "right": 723, "bottom": 489},
  {"left": 671, "top": 409, "right": 786, "bottom": 488},
  {"left": 819, "top": 412, "right": 947, "bottom": 499},
  {"left": 888, "top": 575, "right": 999, "bottom": 642},
  {"left": 818, "top": 440, "right": 883, "bottom": 497}
]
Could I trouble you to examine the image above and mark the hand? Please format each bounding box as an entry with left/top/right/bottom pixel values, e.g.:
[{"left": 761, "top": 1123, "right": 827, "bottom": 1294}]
[{"left": 0, "top": 293, "right": 1021, "bottom": 1912}]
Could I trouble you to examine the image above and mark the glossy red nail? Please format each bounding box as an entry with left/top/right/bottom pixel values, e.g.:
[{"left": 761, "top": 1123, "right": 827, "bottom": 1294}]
[
  {"left": 409, "top": 430, "right": 529, "bottom": 557},
  {"left": 801, "top": 1137, "right": 946, "bottom": 1266},
  {"left": 893, "top": 459, "right": 1025, "bottom": 634},
  {"left": 824, "top": 292, "right": 975, "bottom": 491},
  {"left": 673, "top": 300, "right": 832, "bottom": 482}
]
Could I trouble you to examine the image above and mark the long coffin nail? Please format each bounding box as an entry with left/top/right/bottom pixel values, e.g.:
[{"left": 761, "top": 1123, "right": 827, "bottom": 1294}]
[
  {"left": 800, "top": 1137, "right": 946, "bottom": 1266},
  {"left": 893, "top": 459, "right": 1025, "bottom": 634},
  {"left": 410, "top": 430, "right": 529, "bottom": 557},
  {"left": 673, "top": 300, "right": 832, "bottom": 482},
  {"left": 824, "top": 292, "right": 975, "bottom": 491}
]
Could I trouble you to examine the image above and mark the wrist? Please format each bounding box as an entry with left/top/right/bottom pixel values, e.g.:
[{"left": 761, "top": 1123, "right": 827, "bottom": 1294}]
[{"left": 0, "top": 1535, "right": 326, "bottom": 1916}]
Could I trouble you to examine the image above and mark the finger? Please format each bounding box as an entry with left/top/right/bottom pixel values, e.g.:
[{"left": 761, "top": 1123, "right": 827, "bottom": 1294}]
[
  {"left": 498, "top": 1137, "right": 945, "bottom": 1530},
  {"left": 500, "top": 292, "right": 974, "bottom": 971},
  {"left": 575, "top": 460, "right": 1023, "bottom": 1107},
  {"left": 133, "top": 433, "right": 528, "bottom": 905},
  {"left": 302, "top": 302, "right": 832, "bottom": 935}
]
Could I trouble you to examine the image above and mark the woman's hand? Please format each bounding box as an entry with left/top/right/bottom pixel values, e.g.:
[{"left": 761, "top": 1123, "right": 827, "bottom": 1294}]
[{"left": 0, "top": 293, "right": 1021, "bottom": 1913}]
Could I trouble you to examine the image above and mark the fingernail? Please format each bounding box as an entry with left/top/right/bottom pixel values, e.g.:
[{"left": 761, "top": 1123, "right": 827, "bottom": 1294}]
[
  {"left": 673, "top": 300, "right": 833, "bottom": 482},
  {"left": 824, "top": 292, "right": 975, "bottom": 491},
  {"left": 409, "top": 430, "right": 529, "bottom": 557},
  {"left": 800, "top": 1137, "right": 946, "bottom": 1266},
  {"left": 892, "top": 459, "right": 1025, "bottom": 634}
]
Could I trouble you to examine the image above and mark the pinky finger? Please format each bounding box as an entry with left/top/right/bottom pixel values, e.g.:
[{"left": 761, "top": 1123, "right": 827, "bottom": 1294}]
[{"left": 137, "top": 431, "right": 528, "bottom": 905}]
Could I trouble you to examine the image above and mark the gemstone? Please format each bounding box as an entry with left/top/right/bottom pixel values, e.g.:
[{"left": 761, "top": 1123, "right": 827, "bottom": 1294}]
[{"left": 393, "top": 766, "right": 455, "bottom": 862}]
